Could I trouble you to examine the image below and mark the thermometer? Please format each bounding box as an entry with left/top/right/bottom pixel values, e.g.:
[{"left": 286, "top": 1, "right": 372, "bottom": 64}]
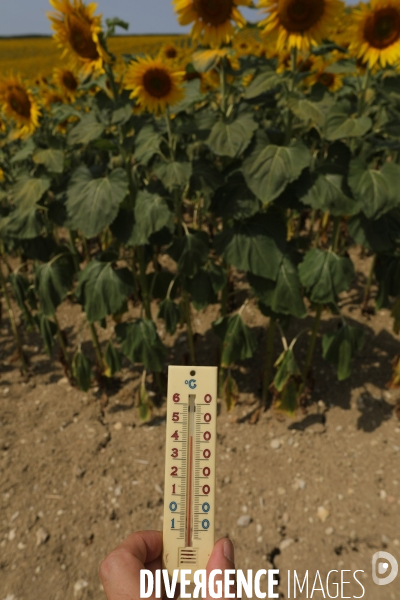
[{"left": 162, "top": 365, "right": 217, "bottom": 582}]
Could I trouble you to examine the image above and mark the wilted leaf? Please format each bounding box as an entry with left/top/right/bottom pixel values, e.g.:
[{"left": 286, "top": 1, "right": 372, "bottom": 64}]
[
  {"left": 72, "top": 350, "right": 92, "bottom": 391},
  {"left": 322, "top": 323, "right": 365, "bottom": 381},
  {"left": 214, "top": 213, "right": 285, "bottom": 280},
  {"left": 115, "top": 319, "right": 167, "bottom": 371},
  {"left": 157, "top": 298, "right": 181, "bottom": 335},
  {"left": 35, "top": 251, "right": 76, "bottom": 316},
  {"left": 223, "top": 372, "right": 239, "bottom": 412},
  {"left": 104, "top": 340, "right": 122, "bottom": 377},
  {"left": 248, "top": 255, "right": 307, "bottom": 318},
  {"left": 76, "top": 254, "right": 135, "bottom": 322},
  {"left": 219, "top": 314, "right": 257, "bottom": 368}
]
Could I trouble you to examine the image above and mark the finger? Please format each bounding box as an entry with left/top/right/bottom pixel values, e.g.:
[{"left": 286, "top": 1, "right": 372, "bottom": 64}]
[
  {"left": 206, "top": 538, "right": 237, "bottom": 600},
  {"left": 99, "top": 530, "right": 163, "bottom": 600}
]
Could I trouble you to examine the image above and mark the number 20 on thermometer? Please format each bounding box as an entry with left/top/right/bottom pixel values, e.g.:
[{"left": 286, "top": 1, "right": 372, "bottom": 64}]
[{"left": 163, "top": 366, "right": 217, "bottom": 581}]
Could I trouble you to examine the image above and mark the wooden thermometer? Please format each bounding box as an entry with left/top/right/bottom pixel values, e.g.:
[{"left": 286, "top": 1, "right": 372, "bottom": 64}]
[{"left": 163, "top": 365, "right": 218, "bottom": 582}]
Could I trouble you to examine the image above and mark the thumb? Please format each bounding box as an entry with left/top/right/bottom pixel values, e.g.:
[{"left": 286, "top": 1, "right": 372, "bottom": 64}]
[{"left": 205, "top": 538, "right": 236, "bottom": 600}]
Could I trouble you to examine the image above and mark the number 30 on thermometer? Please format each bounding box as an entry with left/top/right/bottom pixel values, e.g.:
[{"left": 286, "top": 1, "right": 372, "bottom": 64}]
[{"left": 163, "top": 366, "right": 217, "bottom": 581}]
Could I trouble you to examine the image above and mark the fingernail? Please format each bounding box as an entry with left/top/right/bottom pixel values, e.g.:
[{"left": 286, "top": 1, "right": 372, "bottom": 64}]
[{"left": 223, "top": 539, "right": 235, "bottom": 565}]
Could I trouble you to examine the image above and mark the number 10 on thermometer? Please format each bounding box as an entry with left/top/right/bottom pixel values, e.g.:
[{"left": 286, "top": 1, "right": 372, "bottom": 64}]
[{"left": 163, "top": 366, "right": 217, "bottom": 581}]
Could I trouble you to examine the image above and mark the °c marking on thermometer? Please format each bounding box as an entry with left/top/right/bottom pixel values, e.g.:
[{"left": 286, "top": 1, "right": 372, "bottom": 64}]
[{"left": 162, "top": 366, "right": 217, "bottom": 582}]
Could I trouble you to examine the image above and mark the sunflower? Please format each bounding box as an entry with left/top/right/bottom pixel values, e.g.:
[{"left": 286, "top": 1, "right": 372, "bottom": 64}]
[
  {"left": 258, "top": 0, "right": 344, "bottom": 52},
  {"left": 173, "top": 0, "right": 252, "bottom": 47},
  {"left": 42, "top": 89, "right": 66, "bottom": 110},
  {"left": 47, "top": 0, "right": 109, "bottom": 74},
  {"left": 0, "top": 76, "right": 41, "bottom": 137},
  {"left": 0, "top": 168, "right": 5, "bottom": 183},
  {"left": 348, "top": 0, "right": 400, "bottom": 69},
  {"left": 53, "top": 68, "right": 79, "bottom": 99},
  {"left": 123, "top": 56, "right": 185, "bottom": 115},
  {"left": 306, "top": 54, "right": 344, "bottom": 92}
]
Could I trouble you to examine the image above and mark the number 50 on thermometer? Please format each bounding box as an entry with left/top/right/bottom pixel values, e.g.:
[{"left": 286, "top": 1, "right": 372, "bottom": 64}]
[{"left": 163, "top": 366, "right": 217, "bottom": 581}]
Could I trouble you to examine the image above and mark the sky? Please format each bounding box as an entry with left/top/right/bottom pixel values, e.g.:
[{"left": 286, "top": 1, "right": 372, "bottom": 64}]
[{"left": 0, "top": 0, "right": 360, "bottom": 37}]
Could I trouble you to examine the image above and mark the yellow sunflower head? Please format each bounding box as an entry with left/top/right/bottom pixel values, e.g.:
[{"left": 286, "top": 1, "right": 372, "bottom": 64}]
[
  {"left": 53, "top": 67, "right": 79, "bottom": 99},
  {"left": 123, "top": 56, "right": 185, "bottom": 115},
  {"left": 43, "top": 89, "right": 66, "bottom": 110},
  {"left": 0, "top": 76, "right": 41, "bottom": 137},
  {"left": 258, "top": 0, "right": 345, "bottom": 52},
  {"left": 0, "top": 168, "right": 5, "bottom": 183},
  {"left": 173, "top": 0, "right": 252, "bottom": 47},
  {"left": 348, "top": 0, "right": 400, "bottom": 69},
  {"left": 305, "top": 55, "right": 344, "bottom": 92},
  {"left": 47, "top": 0, "right": 110, "bottom": 74}
]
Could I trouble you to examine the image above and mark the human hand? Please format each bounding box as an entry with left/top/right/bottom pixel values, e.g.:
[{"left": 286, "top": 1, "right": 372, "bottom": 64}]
[{"left": 99, "top": 530, "right": 236, "bottom": 600}]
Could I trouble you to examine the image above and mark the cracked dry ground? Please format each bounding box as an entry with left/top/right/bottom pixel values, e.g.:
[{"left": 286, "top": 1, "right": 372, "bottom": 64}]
[{"left": 1, "top": 253, "right": 400, "bottom": 600}]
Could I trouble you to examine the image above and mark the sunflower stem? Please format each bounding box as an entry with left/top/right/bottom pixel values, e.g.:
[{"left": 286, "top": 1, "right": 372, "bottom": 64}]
[
  {"left": 53, "top": 312, "right": 72, "bottom": 375},
  {"left": 89, "top": 321, "right": 105, "bottom": 370},
  {"left": 183, "top": 289, "right": 196, "bottom": 364},
  {"left": 362, "top": 253, "right": 377, "bottom": 311},
  {"left": 137, "top": 246, "right": 152, "bottom": 321},
  {"left": 220, "top": 57, "right": 227, "bottom": 117},
  {"left": 0, "top": 259, "right": 28, "bottom": 374},
  {"left": 285, "top": 46, "right": 297, "bottom": 144},
  {"left": 165, "top": 110, "right": 175, "bottom": 161},
  {"left": 358, "top": 64, "right": 371, "bottom": 116},
  {"left": 262, "top": 317, "right": 276, "bottom": 408},
  {"left": 299, "top": 304, "right": 323, "bottom": 395}
]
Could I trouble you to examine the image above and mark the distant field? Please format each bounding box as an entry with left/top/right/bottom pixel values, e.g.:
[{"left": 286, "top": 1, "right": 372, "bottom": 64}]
[{"left": 0, "top": 35, "right": 185, "bottom": 80}]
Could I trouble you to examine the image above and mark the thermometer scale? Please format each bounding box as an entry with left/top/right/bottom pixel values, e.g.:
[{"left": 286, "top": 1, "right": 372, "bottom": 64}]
[{"left": 163, "top": 365, "right": 217, "bottom": 582}]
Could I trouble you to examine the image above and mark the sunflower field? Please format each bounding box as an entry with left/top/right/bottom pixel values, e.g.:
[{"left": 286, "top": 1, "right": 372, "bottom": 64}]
[{"left": 1, "top": 0, "right": 400, "bottom": 418}]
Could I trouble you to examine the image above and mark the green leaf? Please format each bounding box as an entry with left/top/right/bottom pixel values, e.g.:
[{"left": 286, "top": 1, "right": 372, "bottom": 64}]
[
  {"left": 299, "top": 172, "right": 358, "bottom": 217},
  {"left": 244, "top": 68, "right": 281, "bottom": 99},
  {"left": 76, "top": 255, "right": 135, "bottom": 322},
  {"left": 248, "top": 255, "right": 307, "bottom": 318},
  {"left": 115, "top": 319, "right": 167, "bottom": 371},
  {"left": 72, "top": 351, "right": 92, "bottom": 391},
  {"left": 375, "top": 255, "right": 400, "bottom": 309},
  {"left": 391, "top": 297, "right": 400, "bottom": 335},
  {"left": 33, "top": 149, "right": 64, "bottom": 173},
  {"left": 299, "top": 248, "right": 355, "bottom": 304},
  {"left": 35, "top": 251, "right": 76, "bottom": 316},
  {"left": 186, "top": 269, "right": 218, "bottom": 311},
  {"left": 157, "top": 298, "right": 181, "bottom": 335},
  {"left": 66, "top": 166, "right": 128, "bottom": 238},
  {"left": 67, "top": 112, "right": 105, "bottom": 145},
  {"left": 211, "top": 172, "right": 260, "bottom": 220},
  {"left": 220, "top": 314, "right": 257, "bottom": 368},
  {"left": 348, "top": 210, "right": 400, "bottom": 253},
  {"left": 12, "top": 176, "right": 50, "bottom": 207},
  {"left": 10, "top": 138, "right": 36, "bottom": 163},
  {"left": 214, "top": 214, "right": 285, "bottom": 279},
  {"left": 129, "top": 190, "right": 174, "bottom": 246},
  {"left": 288, "top": 98, "right": 327, "bottom": 128},
  {"left": 325, "top": 103, "right": 372, "bottom": 141},
  {"left": 154, "top": 161, "right": 192, "bottom": 191},
  {"left": 322, "top": 323, "right": 365, "bottom": 381},
  {"left": 134, "top": 125, "right": 162, "bottom": 164},
  {"left": 273, "top": 348, "right": 301, "bottom": 392},
  {"left": 38, "top": 314, "right": 57, "bottom": 357},
  {"left": 243, "top": 142, "right": 311, "bottom": 204},
  {"left": 167, "top": 231, "right": 209, "bottom": 277},
  {"left": 207, "top": 113, "right": 257, "bottom": 158},
  {"left": 348, "top": 158, "right": 400, "bottom": 220},
  {"left": 104, "top": 340, "right": 122, "bottom": 377}
]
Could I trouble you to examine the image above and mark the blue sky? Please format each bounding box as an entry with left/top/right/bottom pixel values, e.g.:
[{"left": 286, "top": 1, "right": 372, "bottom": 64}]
[{"left": 1, "top": 0, "right": 360, "bottom": 37}]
